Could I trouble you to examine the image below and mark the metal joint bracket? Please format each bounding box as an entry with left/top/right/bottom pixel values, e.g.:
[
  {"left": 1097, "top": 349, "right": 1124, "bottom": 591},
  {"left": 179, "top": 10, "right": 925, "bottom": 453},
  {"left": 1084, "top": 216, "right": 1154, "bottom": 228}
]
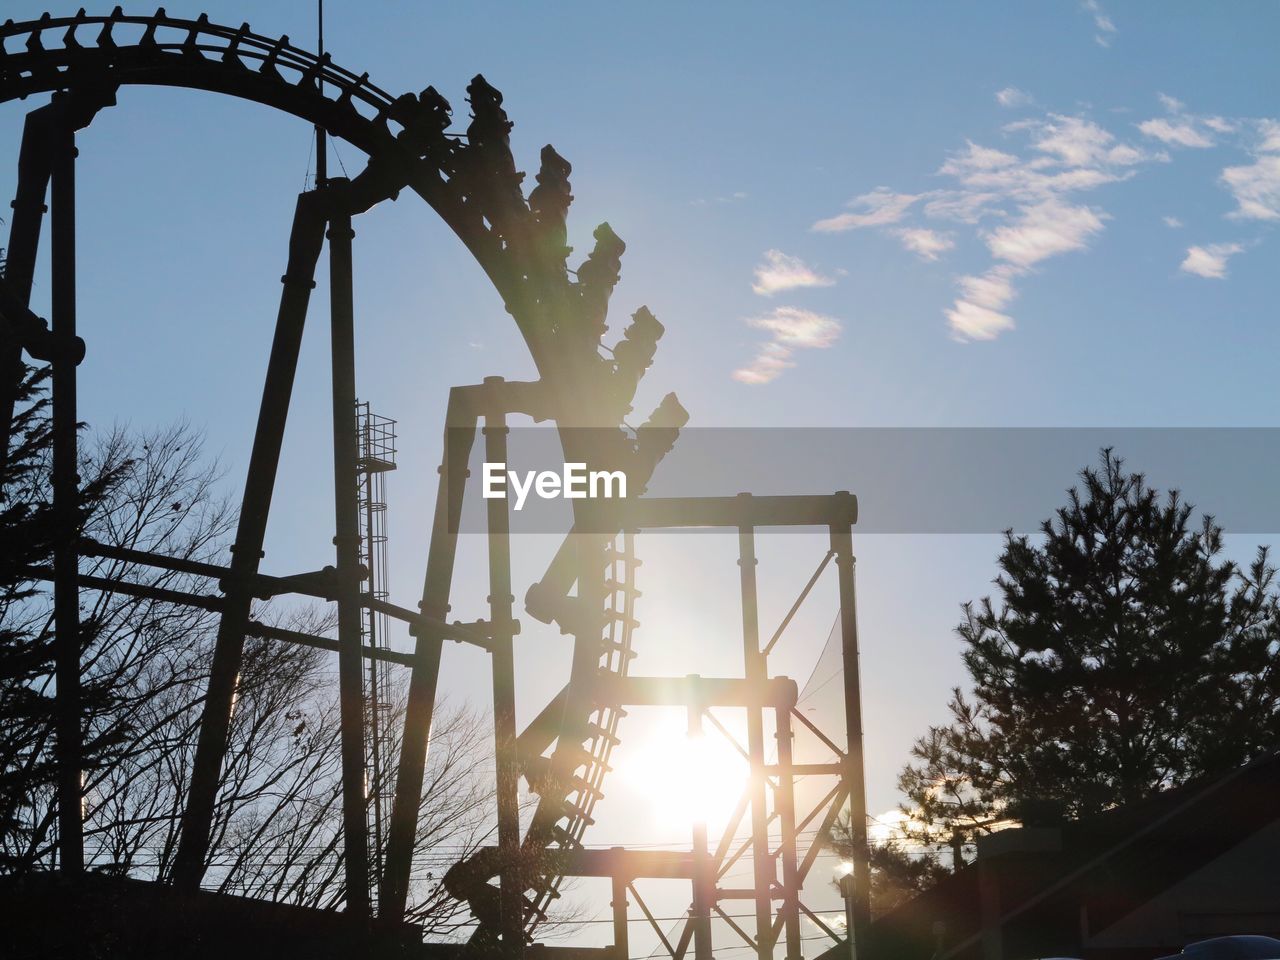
[{"left": 261, "top": 566, "right": 344, "bottom": 600}]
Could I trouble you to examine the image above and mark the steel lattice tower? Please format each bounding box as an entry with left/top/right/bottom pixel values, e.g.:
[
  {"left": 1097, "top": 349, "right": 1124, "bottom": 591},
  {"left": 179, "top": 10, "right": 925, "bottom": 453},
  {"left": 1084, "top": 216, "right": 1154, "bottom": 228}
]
[{"left": 355, "top": 400, "right": 397, "bottom": 891}]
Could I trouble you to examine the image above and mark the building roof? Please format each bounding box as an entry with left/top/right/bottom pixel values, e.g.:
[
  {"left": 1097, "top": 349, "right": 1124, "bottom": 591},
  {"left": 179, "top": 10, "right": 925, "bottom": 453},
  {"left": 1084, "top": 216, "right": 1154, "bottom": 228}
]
[{"left": 817, "top": 750, "right": 1280, "bottom": 960}]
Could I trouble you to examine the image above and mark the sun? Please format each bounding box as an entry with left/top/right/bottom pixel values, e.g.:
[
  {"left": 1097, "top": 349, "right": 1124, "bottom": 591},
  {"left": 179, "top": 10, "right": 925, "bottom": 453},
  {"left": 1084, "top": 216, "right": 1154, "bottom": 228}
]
[{"left": 621, "top": 709, "right": 750, "bottom": 838}]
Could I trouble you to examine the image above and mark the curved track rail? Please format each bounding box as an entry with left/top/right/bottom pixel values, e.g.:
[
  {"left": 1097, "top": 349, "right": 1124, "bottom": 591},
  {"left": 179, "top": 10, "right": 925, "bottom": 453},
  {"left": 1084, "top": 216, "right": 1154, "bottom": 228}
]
[
  {"left": 524, "top": 533, "right": 640, "bottom": 931},
  {"left": 1, "top": 8, "right": 685, "bottom": 948}
]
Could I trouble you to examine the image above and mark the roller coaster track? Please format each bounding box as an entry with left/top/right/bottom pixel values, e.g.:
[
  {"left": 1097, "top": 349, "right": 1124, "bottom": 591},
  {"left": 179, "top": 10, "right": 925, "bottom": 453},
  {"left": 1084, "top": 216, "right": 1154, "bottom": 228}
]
[
  {"left": 522, "top": 533, "right": 640, "bottom": 933},
  {"left": 0, "top": 8, "right": 685, "bottom": 948},
  {"left": 0, "top": 8, "right": 416, "bottom": 184},
  {"left": 0, "top": 8, "right": 660, "bottom": 394}
]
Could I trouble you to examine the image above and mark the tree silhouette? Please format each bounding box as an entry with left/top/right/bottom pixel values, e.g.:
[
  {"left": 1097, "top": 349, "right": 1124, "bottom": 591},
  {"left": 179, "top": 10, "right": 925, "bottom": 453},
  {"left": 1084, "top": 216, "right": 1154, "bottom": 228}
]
[
  {"left": 0, "top": 362, "right": 122, "bottom": 862},
  {"left": 898, "top": 449, "right": 1280, "bottom": 862},
  {"left": 0, "top": 407, "right": 507, "bottom": 936},
  {"left": 827, "top": 812, "right": 950, "bottom": 920}
]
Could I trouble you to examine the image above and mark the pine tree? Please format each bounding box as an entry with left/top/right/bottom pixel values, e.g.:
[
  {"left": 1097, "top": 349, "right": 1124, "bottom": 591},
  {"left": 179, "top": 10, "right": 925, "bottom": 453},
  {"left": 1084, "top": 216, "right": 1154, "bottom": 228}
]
[
  {"left": 0, "top": 363, "right": 60, "bottom": 854},
  {"left": 0, "top": 361, "right": 120, "bottom": 866},
  {"left": 899, "top": 449, "right": 1280, "bottom": 861}
]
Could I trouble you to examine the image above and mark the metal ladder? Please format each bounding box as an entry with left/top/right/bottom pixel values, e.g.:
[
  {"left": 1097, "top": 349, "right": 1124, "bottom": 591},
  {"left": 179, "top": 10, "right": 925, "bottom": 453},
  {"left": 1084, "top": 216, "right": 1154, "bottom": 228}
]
[{"left": 520, "top": 532, "right": 641, "bottom": 934}]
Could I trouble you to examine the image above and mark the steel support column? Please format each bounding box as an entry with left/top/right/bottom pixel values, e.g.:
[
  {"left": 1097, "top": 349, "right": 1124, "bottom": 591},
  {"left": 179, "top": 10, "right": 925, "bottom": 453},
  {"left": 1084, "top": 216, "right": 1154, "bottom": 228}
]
[
  {"left": 49, "top": 107, "right": 82, "bottom": 875},
  {"left": 382, "top": 386, "right": 478, "bottom": 917},
  {"left": 5, "top": 107, "right": 53, "bottom": 301},
  {"left": 174, "top": 191, "right": 328, "bottom": 889},
  {"left": 611, "top": 863, "right": 629, "bottom": 960},
  {"left": 1, "top": 106, "right": 53, "bottom": 469},
  {"left": 831, "top": 521, "right": 870, "bottom": 955},
  {"left": 484, "top": 384, "right": 524, "bottom": 957},
  {"left": 3, "top": 89, "right": 113, "bottom": 467},
  {"left": 689, "top": 704, "right": 713, "bottom": 960},
  {"left": 737, "top": 521, "right": 774, "bottom": 960},
  {"left": 773, "top": 707, "right": 803, "bottom": 960},
  {"left": 326, "top": 195, "right": 371, "bottom": 918}
]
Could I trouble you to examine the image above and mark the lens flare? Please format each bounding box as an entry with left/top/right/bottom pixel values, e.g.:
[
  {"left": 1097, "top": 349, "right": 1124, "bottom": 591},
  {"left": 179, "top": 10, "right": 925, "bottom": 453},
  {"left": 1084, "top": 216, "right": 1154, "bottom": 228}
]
[{"left": 622, "top": 712, "right": 750, "bottom": 836}]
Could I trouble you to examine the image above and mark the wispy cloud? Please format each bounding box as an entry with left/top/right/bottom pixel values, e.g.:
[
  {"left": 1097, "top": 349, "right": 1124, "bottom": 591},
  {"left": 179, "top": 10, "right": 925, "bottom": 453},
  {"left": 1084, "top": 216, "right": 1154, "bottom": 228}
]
[
  {"left": 811, "top": 187, "right": 918, "bottom": 232},
  {"left": 746, "top": 307, "right": 841, "bottom": 348},
  {"left": 751, "top": 250, "right": 836, "bottom": 296},
  {"left": 938, "top": 141, "right": 1019, "bottom": 177},
  {"left": 934, "top": 118, "right": 1148, "bottom": 209},
  {"left": 1180, "top": 243, "right": 1244, "bottom": 279},
  {"left": 1082, "top": 0, "right": 1117, "bottom": 47},
  {"left": 810, "top": 89, "right": 1280, "bottom": 344},
  {"left": 1260, "top": 120, "right": 1280, "bottom": 154},
  {"left": 895, "top": 228, "right": 954, "bottom": 261},
  {"left": 946, "top": 300, "right": 1015, "bottom": 342},
  {"left": 948, "top": 265, "right": 1019, "bottom": 340},
  {"left": 1139, "top": 117, "right": 1214, "bottom": 148},
  {"left": 691, "top": 191, "right": 747, "bottom": 207},
  {"left": 1136, "top": 101, "right": 1280, "bottom": 223},
  {"left": 995, "top": 87, "right": 1033, "bottom": 109},
  {"left": 733, "top": 307, "right": 842, "bottom": 385},
  {"left": 733, "top": 341, "right": 795, "bottom": 385},
  {"left": 1027, "top": 114, "right": 1146, "bottom": 168},
  {"left": 1141, "top": 95, "right": 1225, "bottom": 149},
  {"left": 922, "top": 191, "right": 1001, "bottom": 224},
  {"left": 958, "top": 266, "right": 1020, "bottom": 312},
  {"left": 936, "top": 117, "right": 1144, "bottom": 339},
  {"left": 1221, "top": 120, "right": 1280, "bottom": 221},
  {"left": 985, "top": 199, "right": 1108, "bottom": 267},
  {"left": 811, "top": 104, "right": 1154, "bottom": 341},
  {"left": 944, "top": 200, "right": 1103, "bottom": 340}
]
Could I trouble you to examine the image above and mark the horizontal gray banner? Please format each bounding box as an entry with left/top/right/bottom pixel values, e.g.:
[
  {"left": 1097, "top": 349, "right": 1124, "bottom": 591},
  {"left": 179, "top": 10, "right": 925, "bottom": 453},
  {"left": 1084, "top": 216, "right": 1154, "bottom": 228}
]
[{"left": 449, "top": 428, "right": 1280, "bottom": 534}]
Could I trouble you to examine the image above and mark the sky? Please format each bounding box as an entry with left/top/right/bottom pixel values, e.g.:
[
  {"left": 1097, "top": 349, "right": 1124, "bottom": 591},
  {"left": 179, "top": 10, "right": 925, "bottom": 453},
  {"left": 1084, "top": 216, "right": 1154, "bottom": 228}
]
[{"left": 3, "top": 0, "right": 1279, "bottom": 949}]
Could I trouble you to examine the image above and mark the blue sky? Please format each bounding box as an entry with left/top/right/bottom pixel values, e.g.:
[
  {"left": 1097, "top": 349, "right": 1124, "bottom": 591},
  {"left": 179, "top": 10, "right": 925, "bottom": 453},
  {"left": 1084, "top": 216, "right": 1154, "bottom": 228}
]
[{"left": 4, "top": 0, "right": 1278, "bottom": 944}]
